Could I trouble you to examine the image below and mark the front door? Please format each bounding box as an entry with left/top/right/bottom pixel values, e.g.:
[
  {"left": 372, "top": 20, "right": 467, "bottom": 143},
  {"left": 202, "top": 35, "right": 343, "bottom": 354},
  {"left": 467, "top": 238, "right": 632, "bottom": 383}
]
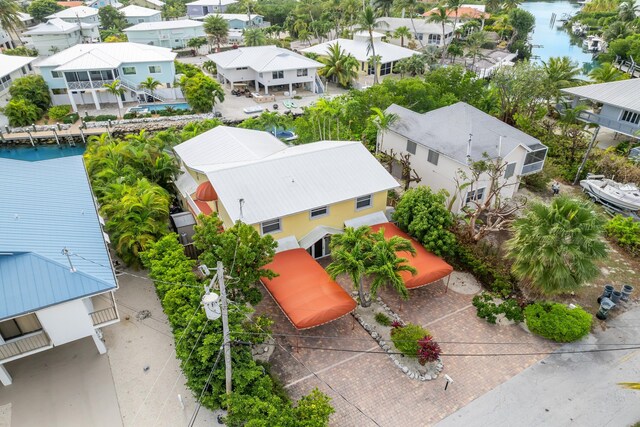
[{"left": 307, "top": 235, "right": 332, "bottom": 259}]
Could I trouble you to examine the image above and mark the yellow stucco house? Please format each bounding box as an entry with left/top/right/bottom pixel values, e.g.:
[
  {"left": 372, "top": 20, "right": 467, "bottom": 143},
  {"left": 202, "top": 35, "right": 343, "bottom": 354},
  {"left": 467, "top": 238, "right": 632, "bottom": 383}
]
[{"left": 173, "top": 126, "right": 399, "bottom": 258}]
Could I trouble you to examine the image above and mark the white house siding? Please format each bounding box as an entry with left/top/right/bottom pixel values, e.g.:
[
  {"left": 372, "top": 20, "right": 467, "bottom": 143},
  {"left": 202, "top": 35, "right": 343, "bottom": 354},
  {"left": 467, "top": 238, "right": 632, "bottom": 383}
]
[
  {"left": 187, "top": 3, "right": 231, "bottom": 17},
  {"left": 36, "top": 299, "right": 96, "bottom": 347},
  {"left": 218, "top": 66, "right": 259, "bottom": 85},
  {"left": 124, "top": 13, "right": 162, "bottom": 25},
  {"left": 26, "top": 32, "right": 84, "bottom": 56},
  {"left": 125, "top": 26, "right": 206, "bottom": 49},
  {"left": 257, "top": 68, "right": 317, "bottom": 93}
]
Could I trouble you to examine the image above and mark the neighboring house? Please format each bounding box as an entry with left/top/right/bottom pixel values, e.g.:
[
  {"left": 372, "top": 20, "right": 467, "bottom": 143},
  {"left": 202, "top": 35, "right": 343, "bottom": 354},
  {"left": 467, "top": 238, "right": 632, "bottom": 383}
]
[
  {"left": 207, "top": 45, "right": 324, "bottom": 94},
  {"left": 0, "top": 13, "right": 35, "bottom": 50},
  {"left": 128, "top": 0, "right": 164, "bottom": 11},
  {"left": 23, "top": 18, "right": 100, "bottom": 56},
  {"left": 376, "top": 17, "right": 453, "bottom": 47},
  {"left": 124, "top": 20, "right": 205, "bottom": 49},
  {"left": 561, "top": 79, "right": 640, "bottom": 139},
  {"left": 0, "top": 26, "right": 13, "bottom": 50},
  {"left": 380, "top": 102, "right": 547, "bottom": 213},
  {"left": 186, "top": 0, "right": 237, "bottom": 18},
  {"left": 46, "top": 6, "right": 101, "bottom": 25},
  {"left": 119, "top": 5, "right": 162, "bottom": 25},
  {"left": 301, "top": 31, "right": 417, "bottom": 79},
  {"left": 194, "top": 13, "right": 265, "bottom": 29},
  {"left": 36, "top": 42, "right": 178, "bottom": 110},
  {"left": 173, "top": 126, "right": 399, "bottom": 258},
  {"left": 0, "top": 54, "right": 36, "bottom": 108},
  {"left": 0, "top": 156, "right": 119, "bottom": 386},
  {"left": 423, "top": 5, "right": 490, "bottom": 27},
  {"left": 85, "top": 0, "right": 123, "bottom": 8}
]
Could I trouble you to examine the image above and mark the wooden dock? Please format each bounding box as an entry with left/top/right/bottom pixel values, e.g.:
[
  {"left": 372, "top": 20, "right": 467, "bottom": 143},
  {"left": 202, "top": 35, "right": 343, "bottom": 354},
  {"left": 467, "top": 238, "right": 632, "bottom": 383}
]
[
  {"left": 614, "top": 57, "right": 640, "bottom": 78},
  {"left": 0, "top": 125, "right": 108, "bottom": 146}
]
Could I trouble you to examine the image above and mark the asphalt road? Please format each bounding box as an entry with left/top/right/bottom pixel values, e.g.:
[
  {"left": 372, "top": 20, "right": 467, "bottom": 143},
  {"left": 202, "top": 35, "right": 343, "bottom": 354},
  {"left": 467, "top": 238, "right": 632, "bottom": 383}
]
[{"left": 438, "top": 304, "right": 640, "bottom": 427}]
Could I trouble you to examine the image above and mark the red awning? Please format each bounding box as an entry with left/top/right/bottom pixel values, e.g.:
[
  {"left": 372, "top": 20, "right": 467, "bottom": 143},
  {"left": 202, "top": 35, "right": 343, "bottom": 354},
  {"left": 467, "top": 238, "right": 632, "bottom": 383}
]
[
  {"left": 195, "top": 181, "right": 218, "bottom": 201},
  {"left": 261, "top": 249, "right": 356, "bottom": 330},
  {"left": 194, "top": 199, "right": 213, "bottom": 215},
  {"left": 370, "top": 222, "right": 453, "bottom": 289}
]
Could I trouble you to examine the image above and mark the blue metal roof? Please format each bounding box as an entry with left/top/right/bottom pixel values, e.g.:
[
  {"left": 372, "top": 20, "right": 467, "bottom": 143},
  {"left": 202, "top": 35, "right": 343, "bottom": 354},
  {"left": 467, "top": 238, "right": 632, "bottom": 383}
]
[{"left": 0, "top": 156, "right": 116, "bottom": 320}]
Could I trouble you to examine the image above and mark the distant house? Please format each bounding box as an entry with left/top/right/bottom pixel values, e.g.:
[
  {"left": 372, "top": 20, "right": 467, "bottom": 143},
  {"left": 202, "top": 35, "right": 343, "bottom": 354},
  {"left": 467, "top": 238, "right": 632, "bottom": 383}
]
[
  {"left": 301, "top": 31, "right": 417, "bottom": 79},
  {"left": 380, "top": 102, "right": 547, "bottom": 213},
  {"left": 119, "top": 5, "right": 162, "bottom": 25},
  {"left": 207, "top": 45, "right": 324, "bottom": 94},
  {"left": 128, "top": 0, "right": 164, "bottom": 11},
  {"left": 194, "top": 13, "right": 265, "bottom": 29},
  {"left": 124, "top": 20, "right": 205, "bottom": 49},
  {"left": 0, "top": 54, "right": 35, "bottom": 111},
  {"left": 0, "top": 156, "right": 120, "bottom": 386},
  {"left": 186, "top": 0, "right": 237, "bottom": 18},
  {"left": 423, "top": 5, "right": 489, "bottom": 26},
  {"left": 23, "top": 18, "right": 100, "bottom": 56},
  {"left": 0, "top": 13, "right": 34, "bottom": 50},
  {"left": 561, "top": 79, "right": 640, "bottom": 139},
  {"left": 37, "top": 42, "right": 178, "bottom": 110},
  {"left": 376, "top": 17, "right": 453, "bottom": 47},
  {"left": 85, "top": 0, "right": 123, "bottom": 8},
  {"left": 46, "top": 5, "right": 100, "bottom": 25}
]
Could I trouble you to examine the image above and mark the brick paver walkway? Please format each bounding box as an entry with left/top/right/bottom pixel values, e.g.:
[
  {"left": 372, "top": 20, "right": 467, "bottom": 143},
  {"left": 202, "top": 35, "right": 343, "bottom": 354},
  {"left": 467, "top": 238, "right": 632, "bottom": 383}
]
[{"left": 254, "top": 272, "right": 557, "bottom": 427}]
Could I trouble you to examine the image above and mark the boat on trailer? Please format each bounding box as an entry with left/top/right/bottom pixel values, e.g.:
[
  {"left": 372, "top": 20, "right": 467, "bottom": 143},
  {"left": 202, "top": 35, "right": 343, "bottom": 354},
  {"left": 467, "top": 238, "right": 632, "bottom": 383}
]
[{"left": 580, "top": 174, "right": 640, "bottom": 212}]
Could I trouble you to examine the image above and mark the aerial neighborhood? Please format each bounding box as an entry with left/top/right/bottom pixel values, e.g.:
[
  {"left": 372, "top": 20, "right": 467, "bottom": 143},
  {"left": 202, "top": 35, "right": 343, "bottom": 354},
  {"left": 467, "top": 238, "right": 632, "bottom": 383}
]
[{"left": 1, "top": 0, "right": 640, "bottom": 425}]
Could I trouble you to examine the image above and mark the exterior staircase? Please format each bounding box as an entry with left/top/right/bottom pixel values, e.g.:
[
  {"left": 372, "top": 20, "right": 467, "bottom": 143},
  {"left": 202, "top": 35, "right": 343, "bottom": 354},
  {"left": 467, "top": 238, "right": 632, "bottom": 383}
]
[
  {"left": 314, "top": 75, "right": 325, "bottom": 94},
  {"left": 119, "top": 77, "right": 166, "bottom": 102}
]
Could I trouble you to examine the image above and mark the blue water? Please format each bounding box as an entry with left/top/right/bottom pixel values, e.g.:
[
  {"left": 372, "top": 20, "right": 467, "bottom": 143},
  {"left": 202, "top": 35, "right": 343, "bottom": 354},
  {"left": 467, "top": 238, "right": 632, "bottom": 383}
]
[
  {"left": 520, "top": 0, "right": 598, "bottom": 75},
  {"left": 0, "top": 145, "right": 86, "bottom": 161},
  {"left": 131, "top": 102, "right": 191, "bottom": 112}
]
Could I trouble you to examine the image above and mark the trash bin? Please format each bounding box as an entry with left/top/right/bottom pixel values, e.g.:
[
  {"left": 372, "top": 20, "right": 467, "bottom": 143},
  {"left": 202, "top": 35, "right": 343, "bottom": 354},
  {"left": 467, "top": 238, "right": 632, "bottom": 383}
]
[
  {"left": 611, "top": 290, "right": 622, "bottom": 304},
  {"left": 621, "top": 285, "right": 634, "bottom": 302},
  {"left": 596, "top": 297, "right": 615, "bottom": 320},
  {"left": 598, "top": 284, "right": 614, "bottom": 304}
]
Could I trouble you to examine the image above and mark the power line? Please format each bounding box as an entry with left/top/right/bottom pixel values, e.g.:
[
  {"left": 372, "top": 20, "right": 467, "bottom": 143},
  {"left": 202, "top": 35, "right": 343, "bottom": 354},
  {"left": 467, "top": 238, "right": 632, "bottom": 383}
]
[{"left": 188, "top": 345, "right": 224, "bottom": 427}]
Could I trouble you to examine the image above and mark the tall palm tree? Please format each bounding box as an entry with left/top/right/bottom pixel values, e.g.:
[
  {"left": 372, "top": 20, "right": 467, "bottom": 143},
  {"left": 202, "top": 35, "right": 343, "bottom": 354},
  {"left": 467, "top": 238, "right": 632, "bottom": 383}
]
[
  {"left": 103, "top": 80, "right": 125, "bottom": 118},
  {"left": 447, "top": 0, "right": 463, "bottom": 31},
  {"left": 542, "top": 56, "right": 582, "bottom": 105},
  {"left": 502, "top": 0, "right": 522, "bottom": 11},
  {"left": 202, "top": 60, "right": 216, "bottom": 75},
  {"left": 319, "top": 42, "right": 359, "bottom": 88},
  {"left": 139, "top": 77, "right": 161, "bottom": 103},
  {"left": 369, "top": 106, "right": 398, "bottom": 153},
  {"left": 506, "top": 197, "right": 608, "bottom": 296},
  {"left": 243, "top": 27, "right": 267, "bottom": 46},
  {"left": 203, "top": 14, "right": 228, "bottom": 51},
  {"left": 367, "top": 231, "right": 417, "bottom": 301},
  {"left": 356, "top": 6, "right": 384, "bottom": 85},
  {"left": 589, "top": 62, "right": 629, "bottom": 83},
  {"left": 465, "top": 30, "right": 489, "bottom": 67},
  {"left": 0, "top": 0, "right": 24, "bottom": 44},
  {"left": 399, "top": 0, "right": 423, "bottom": 48},
  {"left": 372, "top": 0, "right": 394, "bottom": 16},
  {"left": 394, "top": 26, "right": 412, "bottom": 47},
  {"left": 428, "top": 6, "right": 453, "bottom": 64},
  {"left": 618, "top": 0, "right": 639, "bottom": 21}
]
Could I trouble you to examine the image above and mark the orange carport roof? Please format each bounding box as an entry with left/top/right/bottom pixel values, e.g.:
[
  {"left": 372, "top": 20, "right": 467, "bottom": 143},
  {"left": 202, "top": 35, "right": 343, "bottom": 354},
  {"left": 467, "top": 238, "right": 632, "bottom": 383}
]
[
  {"left": 370, "top": 222, "right": 453, "bottom": 289},
  {"left": 194, "top": 199, "right": 213, "bottom": 215},
  {"left": 261, "top": 248, "right": 356, "bottom": 330}
]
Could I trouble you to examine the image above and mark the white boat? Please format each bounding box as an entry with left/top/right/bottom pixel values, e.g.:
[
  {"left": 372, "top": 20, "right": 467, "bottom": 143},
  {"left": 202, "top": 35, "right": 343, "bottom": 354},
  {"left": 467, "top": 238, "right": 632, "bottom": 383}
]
[
  {"left": 583, "top": 35, "right": 606, "bottom": 52},
  {"left": 572, "top": 23, "right": 586, "bottom": 36},
  {"left": 580, "top": 174, "right": 640, "bottom": 211},
  {"left": 243, "top": 105, "right": 264, "bottom": 114}
]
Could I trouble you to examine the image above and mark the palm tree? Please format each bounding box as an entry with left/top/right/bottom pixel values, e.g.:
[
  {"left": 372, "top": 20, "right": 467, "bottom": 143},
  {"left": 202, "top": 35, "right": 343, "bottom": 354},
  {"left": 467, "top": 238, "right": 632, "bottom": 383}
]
[
  {"left": 506, "top": 197, "right": 608, "bottom": 296},
  {"left": 319, "top": 42, "right": 359, "bottom": 88},
  {"left": 356, "top": 6, "right": 384, "bottom": 85},
  {"left": 589, "top": 62, "right": 629, "bottom": 83},
  {"left": 618, "top": 0, "right": 639, "bottom": 21},
  {"left": 465, "top": 30, "right": 489, "bottom": 67},
  {"left": 542, "top": 56, "right": 582, "bottom": 105},
  {"left": 428, "top": 6, "right": 453, "bottom": 64},
  {"left": 447, "top": 43, "right": 463, "bottom": 63},
  {"left": 447, "top": 0, "right": 463, "bottom": 30},
  {"left": 0, "top": 0, "right": 24, "bottom": 44},
  {"left": 367, "top": 231, "right": 417, "bottom": 301},
  {"left": 373, "top": 0, "right": 394, "bottom": 16},
  {"left": 370, "top": 106, "right": 398, "bottom": 153},
  {"left": 139, "top": 77, "right": 161, "bottom": 103},
  {"left": 394, "top": 26, "right": 412, "bottom": 48},
  {"left": 603, "top": 21, "right": 630, "bottom": 41},
  {"left": 103, "top": 80, "right": 125, "bottom": 118},
  {"left": 202, "top": 60, "right": 216, "bottom": 75},
  {"left": 243, "top": 27, "right": 267, "bottom": 46},
  {"left": 399, "top": 0, "right": 423, "bottom": 48},
  {"left": 203, "top": 14, "right": 228, "bottom": 52},
  {"left": 502, "top": 0, "right": 522, "bottom": 11}
]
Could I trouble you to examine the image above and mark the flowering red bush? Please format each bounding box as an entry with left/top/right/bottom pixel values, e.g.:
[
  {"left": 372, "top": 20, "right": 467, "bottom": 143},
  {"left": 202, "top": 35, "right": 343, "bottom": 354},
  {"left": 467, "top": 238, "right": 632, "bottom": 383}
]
[{"left": 417, "top": 335, "right": 441, "bottom": 365}]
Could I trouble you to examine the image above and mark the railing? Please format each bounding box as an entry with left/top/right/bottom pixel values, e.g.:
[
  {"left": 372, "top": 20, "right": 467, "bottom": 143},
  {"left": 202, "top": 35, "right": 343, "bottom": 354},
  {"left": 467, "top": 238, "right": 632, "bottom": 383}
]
[
  {"left": 90, "top": 306, "right": 119, "bottom": 326},
  {"left": 68, "top": 79, "right": 115, "bottom": 89},
  {"left": 0, "top": 330, "right": 51, "bottom": 362},
  {"left": 315, "top": 75, "right": 324, "bottom": 94},
  {"left": 578, "top": 110, "right": 640, "bottom": 137},
  {"left": 521, "top": 160, "right": 545, "bottom": 175},
  {"left": 118, "top": 77, "right": 166, "bottom": 102}
]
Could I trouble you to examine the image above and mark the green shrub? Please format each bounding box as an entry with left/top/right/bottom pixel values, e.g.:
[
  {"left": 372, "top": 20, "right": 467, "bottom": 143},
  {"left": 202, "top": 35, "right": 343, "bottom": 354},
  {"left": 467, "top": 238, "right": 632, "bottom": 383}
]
[
  {"left": 525, "top": 302, "right": 592, "bottom": 342},
  {"left": 472, "top": 292, "right": 524, "bottom": 324},
  {"left": 3, "top": 46, "right": 39, "bottom": 57},
  {"left": 374, "top": 312, "right": 392, "bottom": 326},
  {"left": 605, "top": 215, "right": 640, "bottom": 256},
  {"left": 122, "top": 112, "right": 137, "bottom": 119},
  {"left": 47, "top": 105, "right": 71, "bottom": 121},
  {"left": 83, "top": 115, "right": 96, "bottom": 122},
  {"left": 95, "top": 114, "right": 118, "bottom": 121},
  {"left": 390, "top": 323, "right": 430, "bottom": 357},
  {"left": 449, "top": 240, "right": 515, "bottom": 297},
  {"left": 3, "top": 98, "right": 40, "bottom": 127},
  {"left": 62, "top": 113, "right": 79, "bottom": 124}
]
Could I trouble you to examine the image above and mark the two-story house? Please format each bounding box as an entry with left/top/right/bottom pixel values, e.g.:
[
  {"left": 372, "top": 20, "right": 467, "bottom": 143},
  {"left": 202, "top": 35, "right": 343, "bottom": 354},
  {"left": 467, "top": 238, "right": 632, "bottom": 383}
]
[
  {"left": 128, "top": 0, "right": 164, "bottom": 11},
  {"left": 120, "top": 5, "right": 162, "bottom": 25},
  {"left": 186, "top": 0, "right": 236, "bottom": 18},
  {"left": 376, "top": 17, "right": 453, "bottom": 47},
  {"left": 0, "top": 156, "right": 119, "bottom": 386},
  {"left": 207, "top": 45, "right": 324, "bottom": 95},
  {"left": 195, "top": 13, "right": 265, "bottom": 30},
  {"left": 36, "top": 42, "right": 178, "bottom": 110},
  {"left": 23, "top": 18, "right": 99, "bottom": 56},
  {"left": 561, "top": 78, "right": 640, "bottom": 139},
  {"left": 381, "top": 102, "right": 547, "bottom": 213},
  {"left": 0, "top": 53, "right": 35, "bottom": 109},
  {"left": 124, "top": 20, "right": 205, "bottom": 49},
  {"left": 46, "top": 5, "right": 101, "bottom": 25}
]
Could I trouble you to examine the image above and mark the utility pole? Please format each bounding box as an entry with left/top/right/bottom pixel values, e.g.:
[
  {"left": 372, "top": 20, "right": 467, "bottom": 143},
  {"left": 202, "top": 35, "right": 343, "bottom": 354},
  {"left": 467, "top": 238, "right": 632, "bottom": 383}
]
[
  {"left": 573, "top": 126, "right": 600, "bottom": 185},
  {"left": 217, "top": 261, "right": 232, "bottom": 394}
]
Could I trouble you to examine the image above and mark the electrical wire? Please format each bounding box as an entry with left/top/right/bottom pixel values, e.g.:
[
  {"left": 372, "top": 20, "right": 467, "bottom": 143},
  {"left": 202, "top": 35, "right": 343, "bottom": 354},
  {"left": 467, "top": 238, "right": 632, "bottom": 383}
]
[{"left": 188, "top": 346, "right": 224, "bottom": 427}]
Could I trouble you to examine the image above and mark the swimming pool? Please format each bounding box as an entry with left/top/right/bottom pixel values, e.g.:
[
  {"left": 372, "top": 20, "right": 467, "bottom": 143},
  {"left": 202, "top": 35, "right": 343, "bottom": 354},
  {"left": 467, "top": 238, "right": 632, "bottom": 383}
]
[
  {"left": 129, "top": 102, "right": 191, "bottom": 113},
  {"left": 0, "top": 145, "right": 86, "bottom": 161}
]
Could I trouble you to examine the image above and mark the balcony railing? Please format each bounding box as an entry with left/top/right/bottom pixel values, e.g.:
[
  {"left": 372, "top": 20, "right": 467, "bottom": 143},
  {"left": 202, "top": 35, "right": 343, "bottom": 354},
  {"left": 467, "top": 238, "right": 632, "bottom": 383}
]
[
  {"left": 67, "top": 79, "right": 115, "bottom": 90},
  {"left": 521, "top": 160, "right": 545, "bottom": 176},
  {"left": 578, "top": 110, "right": 640, "bottom": 137},
  {"left": 0, "top": 330, "right": 52, "bottom": 363},
  {"left": 90, "top": 306, "right": 119, "bottom": 326}
]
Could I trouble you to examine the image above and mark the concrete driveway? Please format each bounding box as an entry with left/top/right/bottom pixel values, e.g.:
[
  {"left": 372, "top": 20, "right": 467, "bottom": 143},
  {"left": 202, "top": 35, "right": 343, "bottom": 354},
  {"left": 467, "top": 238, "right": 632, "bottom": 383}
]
[{"left": 0, "top": 337, "right": 122, "bottom": 427}]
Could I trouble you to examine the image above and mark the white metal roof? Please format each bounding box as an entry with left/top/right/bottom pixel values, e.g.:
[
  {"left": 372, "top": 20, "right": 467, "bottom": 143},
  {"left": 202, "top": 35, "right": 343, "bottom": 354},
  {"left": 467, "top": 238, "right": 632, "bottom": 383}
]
[
  {"left": 207, "top": 45, "right": 322, "bottom": 72},
  {"left": 173, "top": 126, "right": 287, "bottom": 170},
  {"left": 18, "top": 12, "right": 33, "bottom": 22},
  {"left": 561, "top": 79, "right": 640, "bottom": 113},
  {"left": 37, "top": 42, "right": 176, "bottom": 69},
  {"left": 275, "top": 236, "right": 300, "bottom": 253},
  {"left": 119, "top": 4, "right": 161, "bottom": 17},
  {"left": 46, "top": 5, "right": 98, "bottom": 19},
  {"left": 203, "top": 140, "right": 399, "bottom": 225},
  {"left": 298, "top": 226, "right": 343, "bottom": 249},
  {"left": 214, "top": 13, "right": 262, "bottom": 21},
  {"left": 376, "top": 17, "right": 453, "bottom": 34},
  {"left": 186, "top": 0, "right": 236, "bottom": 5},
  {"left": 144, "top": 0, "right": 165, "bottom": 6},
  {"left": 124, "top": 19, "right": 203, "bottom": 31},
  {"left": 0, "top": 54, "right": 36, "bottom": 78},
  {"left": 301, "top": 37, "right": 417, "bottom": 63},
  {"left": 344, "top": 211, "right": 388, "bottom": 228},
  {"left": 23, "top": 18, "right": 78, "bottom": 35},
  {"left": 174, "top": 166, "right": 199, "bottom": 197}
]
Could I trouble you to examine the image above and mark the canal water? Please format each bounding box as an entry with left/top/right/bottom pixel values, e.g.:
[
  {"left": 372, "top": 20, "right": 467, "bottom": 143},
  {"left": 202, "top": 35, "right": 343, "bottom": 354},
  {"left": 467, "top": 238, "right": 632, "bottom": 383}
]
[{"left": 520, "top": 0, "right": 598, "bottom": 75}]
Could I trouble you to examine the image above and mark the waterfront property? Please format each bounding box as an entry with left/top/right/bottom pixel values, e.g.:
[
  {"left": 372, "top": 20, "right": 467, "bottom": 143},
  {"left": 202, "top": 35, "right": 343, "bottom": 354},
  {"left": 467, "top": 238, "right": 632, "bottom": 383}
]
[
  {"left": 186, "top": 0, "right": 237, "bottom": 18},
  {"left": 193, "top": 13, "right": 266, "bottom": 29},
  {"left": 119, "top": 5, "right": 162, "bottom": 25},
  {"left": 127, "top": 0, "right": 164, "bottom": 10},
  {"left": 376, "top": 17, "right": 454, "bottom": 47},
  {"left": 562, "top": 79, "right": 640, "bottom": 139},
  {"left": 0, "top": 156, "right": 119, "bottom": 386},
  {"left": 36, "top": 42, "right": 178, "bottom": 111},
  {"left": 0, "top": 54, "right": 36, "bottom": 108},
  {"left": 124, "top": 20, "right": 205, "bottom": 49},
  {"left": 85, "top": 0, "right": 123, "bottom": 8},
  {"left": 207, "top": 45, "right": 324, "bottom": 94},
  {"left": 422, "top": 5, "right": 489, "bottom": 27},
  {"left": 381, "top": 102, "right": 547, "bottom": 213},
  {"left": 46, "top": 6, "right": 100, "bottom": 25},
  {"left": 23, "top": 18, "right": 100, "bottom": 56}
]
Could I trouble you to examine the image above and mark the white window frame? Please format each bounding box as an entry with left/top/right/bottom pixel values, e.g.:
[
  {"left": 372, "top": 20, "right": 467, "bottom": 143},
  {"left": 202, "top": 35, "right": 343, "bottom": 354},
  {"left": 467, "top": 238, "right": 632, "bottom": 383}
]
[
  {"left": 427, "top": 149, "right": 439, "bottom": 166},
  {"left": 355, "top": 194, "right": 373, "bottom": 211},
  {"left": 122, "top": 66, "right": 136, "bottom": 75},
  {"left": 297, "top": 68, "right": 308, "bottom": 77},
  {"left": 406, "top": 140, "right": 417, "bottom": 155},
  {"left": 272, "top": 70, "right": 284, "bottom": 79},
  {"left": 309, "top": 206, "right": 329, "bottom": 219},
  {"left": 620, "top": 109, "right": 640, "bottom": 125},
  {"left": 51, "top": 71, "right": 62, "bottom": 78},
  {"left": 504, "top": 162, "right": 516, "bottom": 179},
  {"left": 148, "top": 65, "right": 162, "bottom": 74},
  {"left": 261, "top": 218, "right": 281, "bottom": 235},
  {"left": 465, "top": 187, "right": 485, "bottom": 204}
]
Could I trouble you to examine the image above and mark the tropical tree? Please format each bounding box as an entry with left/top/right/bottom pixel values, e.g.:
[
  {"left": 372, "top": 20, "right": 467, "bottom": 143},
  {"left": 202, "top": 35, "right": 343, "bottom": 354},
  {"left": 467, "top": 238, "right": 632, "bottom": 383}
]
[
  {"left": 447, "top": 43, "right": 464, "bottom": 63},
  {"left": 27, "top": 0, "right": 62, "bottom": 22},
  {"left": 327, "top": 226, "right": 416, "bottom": 307},
  {"left": 393, "top": 26, "right": 412, "bottom": 48},
  {"left": 465, "top": 30, "right": 489, "bottom": 67},
  {"left": 98, "top": 5, "right": 127, "bottom": 31},
  {"left": 202, "top": 60, "right": 217, "bottom": 75},
  {"left": 355, "top": 6, "right": 385, "bottom": 85},
  {"left": 243, "top": 27, "right": 267, "bottom": 46},
  {"left": 103, "top": 80, "right": 125, "bottom": 118},
  {"left": 618, "top": 0, "right": 639, "bottom": 21},
  {"left": 506, "top": 197, "right": 608, "bottom": 295},
  {"left": 447, "top": 0, "right": 463, "bottom": 30},
  {"left": 502, "top": 0, "right": 522, "bottom": 11},
  {"left": 589, "top": 62, "right": 629, "bottom": 83},
  {"left": 428, "top": 6, "right": 453, "bottom": 64},
  {"left": 179, "top": 74, "right": 224, "bottom": 113},
  {"left": 507, "top": 8, "right": 535, "bottom": 51},
  {"left": 369, "top": 106, "right": 398, "bottom": 153},
  {"left": 139, "top": 76, "right": 161, "bottom": 102},
  {"left": 203, "top": 14, "right": 229, "bottom": 51},
  {"left": 187, "top": 36, "right": 207, "bottom": 53},
  {"left": 603, "top": 21, "right": 631, "bottom": 41},
  {"left": 542, "top": 56, "right": 582, "bottom": 104},
  {"left": 319, "top": 42, "right": 359, "bottom": 88},
  {"left": 3, "top": 98, "right": 40, "bottom": 127},
  {"left": 0, "top": 0, "right": 24, "bottom": 41},
  {"left": 372, "top": 0, "right": 394, "bottom": 16},
  {"left": 9, "top": 75, "right": 51, "bottom": 113}
]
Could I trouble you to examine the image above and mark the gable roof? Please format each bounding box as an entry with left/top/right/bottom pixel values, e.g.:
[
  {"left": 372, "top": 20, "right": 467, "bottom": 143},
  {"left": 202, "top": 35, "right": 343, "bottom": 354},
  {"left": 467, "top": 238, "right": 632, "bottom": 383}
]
[
  {"left": 376, "top": 17, "right": 453, "bottom": 34},
  {"left": 0, "top": 156, "right": 116, "bottom": 320},
  {"left": 301, "top": 37, "right": 416, "bottom": 63},
  {"left": 47, "top": 5, "right": 98, "bottom": 19},
  {"left": 0, "top": 54, "right": 36, "bottom": 78},
  {"left": 213, "top": 13, "right": 262, "bottom": 21},
  {"left": 204, "top": 140, "right": 399, "bottom": 224},
  {"left": 561, "top": 79, "right": 640, "bottom": 113},
  {"left": 207, "top": 45, "right": 322, "bottom": 72},
  {"left": 23, "top": 18, "right": 79, "bottom": 35},
  {"left": 173, "top": 126, "right": 287, "bottom": 170},
  {"left": 124, "top": 19, "right": 203, "bottom": 31},
  {"left": 119, "top": 4, "right": 161, "bottom": 17},
  {"left": 143, "top": 0, "right": 165, "bottom": 6},
  {"left": 386, "top": 102, "right": 544, "bottom": 164}
]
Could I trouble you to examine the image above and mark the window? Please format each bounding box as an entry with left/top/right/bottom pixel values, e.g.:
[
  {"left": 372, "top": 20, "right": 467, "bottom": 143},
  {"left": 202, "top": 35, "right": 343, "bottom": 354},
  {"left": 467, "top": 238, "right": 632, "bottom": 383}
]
[
  {"left": 427, "top": 149, "right": 439, "bottom": 165},
  {"left": 89, "top": 70, "right": 113, "bottom": 81},
  {"left": 310, "top": 206, "right": 328, "bottom": 219},
  {"left": 621, "top": 109, "right": 640, "bottom": 125},
  {"left": 122, "top": 66, "right": 136, "bottom": 75},
  {"left": 427, "top": 34, "right": 441, "bottom": 44},
  {"left": 0, "top": 314, "right": 42, "bottom": 341},
  {"left": 51, "top": 71, "right": 62, "bottom": 78},
  {"left": 148, "top": 65, "right": 162, "bottom": 74},
  {"left": 236, "top": 67, "right": 248, "bottom": 71},
  {"left": 379, "top": 62, "right": 392, "bottom": 76},
  {"left": 465, "top": 188, "right": 485, "bottom": 203},
  {"left": 138, "top": 18, "right": 144, "bottom": 23},
  {"left": 406, "top": 140, "right": 417, "bottom": 155},
  {"left": 297, "top": 68, "right": 308, "bottom": 77},
  {"left": 504, "top": 162, "right": 516, "bottom": 179},
  {"left": 261, "top": 218, "right": 281, "bottom": 235},
  {"left": 272, "top": 70, "right": 284, "bottom": 79},
  {"left": 52, "top": 88, "right": 68, "bottom": 95},
  {"left": 355, "top": 194, "right": 372, "bottom": 210},
  {"left": 64, "top": 71, "right": 89, "bottom": 82}
]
